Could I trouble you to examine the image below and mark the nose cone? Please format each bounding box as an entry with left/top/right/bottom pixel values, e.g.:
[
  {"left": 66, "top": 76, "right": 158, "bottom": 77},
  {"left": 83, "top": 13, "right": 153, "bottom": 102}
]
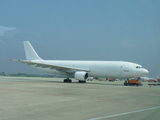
[{"left": 143, "top": 69, "right": 149, "bottom": 75}]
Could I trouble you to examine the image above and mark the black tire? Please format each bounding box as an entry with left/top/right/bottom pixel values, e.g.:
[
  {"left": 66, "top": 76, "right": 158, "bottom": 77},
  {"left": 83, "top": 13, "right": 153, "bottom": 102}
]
[
  {"left": 64, "top": 79, "right": 72, "bottom": 83},
  {"left": 79, "top": 80, "right": 86, "bottom": 83},
  {"left": 64, "top": 79, "right": 67, "bottom": 82},
  {"left": 68, "top": 79, "right": 72, "bottom": 83}
]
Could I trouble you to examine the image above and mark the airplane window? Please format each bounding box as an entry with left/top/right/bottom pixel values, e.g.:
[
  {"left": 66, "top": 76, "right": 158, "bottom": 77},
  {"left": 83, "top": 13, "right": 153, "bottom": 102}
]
[{"left": 136, "top": 66, "right": 142, "bottom": 68}]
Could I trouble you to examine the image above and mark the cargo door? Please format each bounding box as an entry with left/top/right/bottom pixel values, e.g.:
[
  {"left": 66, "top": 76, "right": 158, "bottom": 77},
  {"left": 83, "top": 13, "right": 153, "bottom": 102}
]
[
  {"left": 124, "top": 63, "right": 129, "bottom": 72},
  {"left": 108, "top": 62, "right": 122, "bottom": 78}
]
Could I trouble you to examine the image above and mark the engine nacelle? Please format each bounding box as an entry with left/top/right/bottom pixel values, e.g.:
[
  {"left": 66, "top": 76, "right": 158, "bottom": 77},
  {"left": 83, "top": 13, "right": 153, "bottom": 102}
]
[{"left": 74, "top": 71, "right": 88, "bottom": 81}]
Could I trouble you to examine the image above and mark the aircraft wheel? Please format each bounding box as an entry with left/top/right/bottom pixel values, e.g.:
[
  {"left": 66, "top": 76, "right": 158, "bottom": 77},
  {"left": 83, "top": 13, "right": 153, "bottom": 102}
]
[
  {"left": 64, "top": 79, "right": 72, "bottom": 83},
  {"left": 64, "top": 79, "right": 67, "bottom": 82},
  {"left": 68, "top": 79, "right": 72, "bottom": 83},
  {"left": 79, "top": 80, "right": 86, "bottom": 83}
]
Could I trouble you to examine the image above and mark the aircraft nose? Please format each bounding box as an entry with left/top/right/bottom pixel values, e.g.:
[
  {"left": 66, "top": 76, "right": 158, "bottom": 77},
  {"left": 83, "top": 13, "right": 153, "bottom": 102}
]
[{"left": 143, "top": 69, "right": 149, "bottom": 74}]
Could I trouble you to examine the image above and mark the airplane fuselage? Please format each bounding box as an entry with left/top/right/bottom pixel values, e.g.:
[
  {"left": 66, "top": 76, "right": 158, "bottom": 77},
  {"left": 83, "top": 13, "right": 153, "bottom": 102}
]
[{"left": 30, "top": 60, "right": 148, "bottom": 79}]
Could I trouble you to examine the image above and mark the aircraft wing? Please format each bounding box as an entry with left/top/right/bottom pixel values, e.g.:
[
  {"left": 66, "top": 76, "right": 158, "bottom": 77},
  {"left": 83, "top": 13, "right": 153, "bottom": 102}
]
[{"left": 9, "top": 59, "right": 90, "bottom": 73}]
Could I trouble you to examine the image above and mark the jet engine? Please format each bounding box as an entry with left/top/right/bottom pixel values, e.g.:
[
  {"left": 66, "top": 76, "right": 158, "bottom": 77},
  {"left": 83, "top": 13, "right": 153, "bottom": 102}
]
[{"left": 74, "top": 71, "right": 88, "bottom": 81}]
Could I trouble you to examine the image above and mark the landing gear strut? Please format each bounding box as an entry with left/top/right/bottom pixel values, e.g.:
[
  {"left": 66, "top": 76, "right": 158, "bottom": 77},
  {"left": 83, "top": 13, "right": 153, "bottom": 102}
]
[
  {"left": 124, "top": 80, "right": 128, "bottom": 86},
  {"left": 63, "top": 78, "right": 72, "bottom": 83}
]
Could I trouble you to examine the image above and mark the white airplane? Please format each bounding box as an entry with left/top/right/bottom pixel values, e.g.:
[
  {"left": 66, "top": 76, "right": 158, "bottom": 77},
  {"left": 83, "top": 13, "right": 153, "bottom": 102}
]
[
  {"left": 140, "top": 76, "right": 157, "bottom": 82},
  {"left": 9, "top": 41, "right": 149, "bottom": 83}
]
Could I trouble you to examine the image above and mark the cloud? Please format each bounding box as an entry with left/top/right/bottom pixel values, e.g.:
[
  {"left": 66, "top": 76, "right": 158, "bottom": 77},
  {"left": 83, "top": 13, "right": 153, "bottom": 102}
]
[{"left": 0, "top": 25, "right": 17, "bottom": 36}]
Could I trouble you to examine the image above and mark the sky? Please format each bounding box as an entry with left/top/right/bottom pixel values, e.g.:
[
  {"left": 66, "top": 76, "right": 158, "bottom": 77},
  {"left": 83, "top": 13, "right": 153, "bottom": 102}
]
[{"left": 0, "top": 0, "right": 160, "bottom": 78}]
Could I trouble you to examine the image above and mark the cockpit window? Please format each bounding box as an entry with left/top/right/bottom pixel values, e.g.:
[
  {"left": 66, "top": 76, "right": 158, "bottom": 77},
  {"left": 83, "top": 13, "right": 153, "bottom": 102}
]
[{"left": 136, "top": 66, "right": 142, "bottom": 68}]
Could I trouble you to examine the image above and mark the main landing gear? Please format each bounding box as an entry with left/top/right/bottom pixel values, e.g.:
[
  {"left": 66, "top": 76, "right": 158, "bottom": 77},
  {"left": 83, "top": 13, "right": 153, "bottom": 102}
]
[
  {"left": 79, "top": 80, "right": 86, "bottom": 83},
  {"left": 63, "top": 79, "right": 86, "bottom": 83},
  {"left": 63, "top": 78, "right": 72, "bottom": 83}
]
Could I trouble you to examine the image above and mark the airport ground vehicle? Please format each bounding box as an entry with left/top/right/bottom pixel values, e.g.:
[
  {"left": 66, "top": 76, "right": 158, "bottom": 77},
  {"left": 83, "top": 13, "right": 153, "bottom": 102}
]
[
  {"left": 124, "top": 79, "right": 142, "bottom": 86},
  {"left": 156, "top": 78, "right": 160, "bottom": 82},
  {"left": 108, "top": 79, "right": 115, "bottom": 82}
]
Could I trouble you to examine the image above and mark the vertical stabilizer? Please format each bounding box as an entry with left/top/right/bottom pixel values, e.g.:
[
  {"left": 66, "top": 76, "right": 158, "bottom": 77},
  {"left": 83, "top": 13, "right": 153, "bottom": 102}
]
[{"left": 23, "top": 41, "right": 42, "bottom": 60}]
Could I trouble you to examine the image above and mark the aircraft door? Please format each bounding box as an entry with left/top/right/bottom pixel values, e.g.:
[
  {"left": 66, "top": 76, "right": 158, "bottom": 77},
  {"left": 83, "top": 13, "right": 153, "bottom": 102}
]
[
  {"left": 124, "top": 63, "right": 129, "bottom": 72},
  {"left": 108, "top": 63, "right": 122, "bottom": 78}
]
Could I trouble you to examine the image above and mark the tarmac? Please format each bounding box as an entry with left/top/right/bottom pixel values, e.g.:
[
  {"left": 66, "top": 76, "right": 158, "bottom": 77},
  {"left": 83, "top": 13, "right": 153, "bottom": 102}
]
[{"left": 0, "top": 76, "right": 160, "bottom": 120}]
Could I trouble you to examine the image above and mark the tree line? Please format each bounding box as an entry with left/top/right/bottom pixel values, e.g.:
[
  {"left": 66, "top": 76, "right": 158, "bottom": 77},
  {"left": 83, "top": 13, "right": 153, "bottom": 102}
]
[{"left": 0, "top": 72, "right": 64, "bottom": 78}]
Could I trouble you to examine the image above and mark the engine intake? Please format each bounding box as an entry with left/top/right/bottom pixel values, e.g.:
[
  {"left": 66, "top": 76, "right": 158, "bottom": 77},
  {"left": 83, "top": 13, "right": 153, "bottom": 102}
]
[{"left": 74, "top": 71, "right": 88, "bottom": 81}]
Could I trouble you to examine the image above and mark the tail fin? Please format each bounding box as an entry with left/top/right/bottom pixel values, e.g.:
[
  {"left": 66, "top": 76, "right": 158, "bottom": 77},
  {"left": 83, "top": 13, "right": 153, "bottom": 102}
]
[{"left": 23, "top": 41, "right": 43, "bottom": 60}]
